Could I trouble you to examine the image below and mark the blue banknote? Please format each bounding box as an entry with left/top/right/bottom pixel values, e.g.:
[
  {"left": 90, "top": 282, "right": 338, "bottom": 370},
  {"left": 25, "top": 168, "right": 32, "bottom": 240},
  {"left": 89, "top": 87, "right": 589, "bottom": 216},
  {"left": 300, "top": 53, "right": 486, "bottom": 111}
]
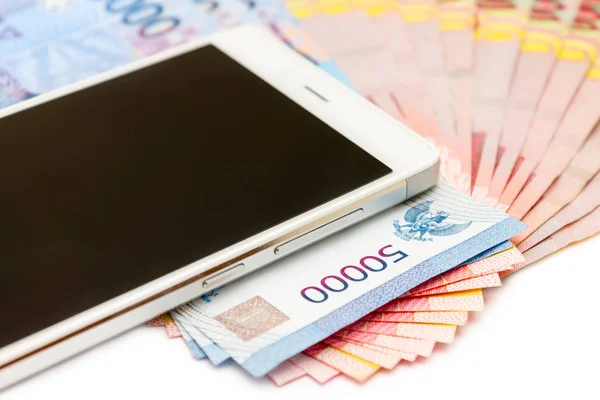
[
  {"left": 175, "top": 184, "right": 526, "bottom": 377},
  {"left": 171, "top": 311, "right": 230, "bottom": 366},
  {"left": 173, "top": 318, "right": 207, "bottom": 360},
  {"left": 170, "top": 238, "right": 515, "bottom": 367},
  {"left": 0, "top": 0, "right": 348, "bottom": 109}
]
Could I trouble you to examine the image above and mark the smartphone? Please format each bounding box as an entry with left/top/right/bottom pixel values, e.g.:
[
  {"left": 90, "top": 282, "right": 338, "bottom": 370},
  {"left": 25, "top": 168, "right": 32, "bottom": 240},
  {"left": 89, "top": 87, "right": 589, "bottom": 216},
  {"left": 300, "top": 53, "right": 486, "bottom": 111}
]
[{"left": 0, "top": 26, "right": 438, "bottom": 388}]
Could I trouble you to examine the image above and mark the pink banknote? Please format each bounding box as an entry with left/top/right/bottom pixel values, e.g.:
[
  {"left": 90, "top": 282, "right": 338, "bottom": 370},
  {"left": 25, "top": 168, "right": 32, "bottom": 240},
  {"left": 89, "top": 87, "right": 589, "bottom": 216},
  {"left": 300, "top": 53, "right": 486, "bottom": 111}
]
[
  {"left": 364, "top": 311, "right": 469, "bottom": 325},
  {"left": 517, "top": 171, "right": 600, "bottom": 252},
  {"left": 498, "top": 52, "right": 591, "bottom": 208},
  {"left": 334, "top": 330, "right": 436, "bottom": 357},
  {"left": 438, "top": 0, "right": 476, "bottom": 191},
  {"left": 487, "top": 0, "right": 583, "bottom": 203},
  {"left": 288, "top": 353, "right": 340, "bottom": 383},
  {"left": 504, "top": 16, "right": 600, "bottom": 216},
  {"left": 407, "top": 273, "right": 501, "bottom": 296},
  {"left": 284, "top": 0, "right": 398, "bottom": 108},
  {"left": 397, "top": 0, "right": 460, "bottom": 165},
  {"left": 514, "top": 206, "right": 600, "bottom": 272},
  {"left": 322, "top": 337, "right": 403, "bottom": 369},
  {"left": 146, "top": 315, "right": 166, "bottom": 327},
  {"left": 267, "top": 360, "right": 307, "bottom": 386},
  {"left": 303, "top": 343, "right": 380, "bottom": 381},
  {"left": 513, "top": 122, "right": 600, "bottom": 243},
  {"left": 365, "top": 3, "right": 436, "bottom": 133},
  {"left": 286, "top": 0, "right": 471, "bottom": 192},
  {"left": 162, "top": 313, "right": 182, "bottom": 339},
  {"left": 470, "top": 3, "right": 531, "bottom": 202},
  {"left": 368, "top": 0, "right": 471, "bottom": 191},
  {"left": 336, "top": 339, "right": 418, "bottom": 361},
  {"left": 377, "top": 289, "right": 485, "bottom": 312},
  {"left": 507, "top": 66, "right": 600, "bottom": 219},
  {"left": 403, "top": 246, "right": 523, "bottom": 295},
  {"left": 346, "top": 320, "right": 457, "bottom": 343}
]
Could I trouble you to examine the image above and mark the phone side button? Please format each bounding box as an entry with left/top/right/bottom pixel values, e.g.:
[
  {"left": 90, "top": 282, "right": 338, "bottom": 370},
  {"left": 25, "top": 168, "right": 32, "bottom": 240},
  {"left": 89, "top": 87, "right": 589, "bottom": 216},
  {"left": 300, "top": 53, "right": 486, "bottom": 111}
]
[
  {"left": 202, "top": 263, "right": 245, "bottom": 288},
  {"left": 274, "top": 209, "right": 364, "bottom": 257}
]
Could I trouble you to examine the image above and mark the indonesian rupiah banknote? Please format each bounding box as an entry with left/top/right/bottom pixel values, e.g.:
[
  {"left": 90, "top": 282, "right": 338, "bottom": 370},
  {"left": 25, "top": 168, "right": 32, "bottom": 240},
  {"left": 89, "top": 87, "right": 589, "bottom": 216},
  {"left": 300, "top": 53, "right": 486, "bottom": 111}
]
[
  {"left": 470, "top": 0, "right": 533, "bottom": 203},
  {"left": 517, "top": 171, "right": 600, "bottom": 252},
  {"left": 487, "top": 0, "right": 583, "bottom": 205},
  {"left": 173, "top": 185, "right": 524, "bottom": 377},
  {"left": 502, "top": 4, "right": 600, "bottom": 216},
  {"left": 0, "top": 0, "right": 348, "bottom": 108}
]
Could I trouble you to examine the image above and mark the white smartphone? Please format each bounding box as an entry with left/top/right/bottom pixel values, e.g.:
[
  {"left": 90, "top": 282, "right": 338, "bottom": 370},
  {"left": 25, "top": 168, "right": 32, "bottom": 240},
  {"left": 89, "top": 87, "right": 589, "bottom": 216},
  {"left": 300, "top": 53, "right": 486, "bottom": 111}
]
[{"left": 0, "top": 26, "right": 438, "bottom": 389}]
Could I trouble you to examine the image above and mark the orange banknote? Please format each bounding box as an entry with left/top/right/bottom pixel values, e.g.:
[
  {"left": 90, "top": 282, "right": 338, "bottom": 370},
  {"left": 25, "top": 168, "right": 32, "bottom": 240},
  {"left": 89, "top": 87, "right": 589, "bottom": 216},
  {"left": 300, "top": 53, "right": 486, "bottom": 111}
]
[{"left": 303, "top": 343, "right": 381, "bottom": 382}]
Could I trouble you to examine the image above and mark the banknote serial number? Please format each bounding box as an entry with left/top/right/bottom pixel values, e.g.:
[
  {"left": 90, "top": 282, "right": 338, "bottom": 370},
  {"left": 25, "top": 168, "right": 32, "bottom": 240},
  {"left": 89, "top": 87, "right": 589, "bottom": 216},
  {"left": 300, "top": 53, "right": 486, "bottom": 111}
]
[
  {"left": 97, "top": 0, "right": 180, "bottom": 37},
  {"left": 300, "top": 245, "right": 409, "bottom": 304}
]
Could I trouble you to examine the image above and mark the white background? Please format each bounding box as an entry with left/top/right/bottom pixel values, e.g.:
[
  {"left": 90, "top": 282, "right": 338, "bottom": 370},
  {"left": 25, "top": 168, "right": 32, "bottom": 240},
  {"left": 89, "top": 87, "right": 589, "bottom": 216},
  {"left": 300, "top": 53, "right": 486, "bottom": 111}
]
[{"left": 4, "top": 235, "right": 599, "bottom": 400}]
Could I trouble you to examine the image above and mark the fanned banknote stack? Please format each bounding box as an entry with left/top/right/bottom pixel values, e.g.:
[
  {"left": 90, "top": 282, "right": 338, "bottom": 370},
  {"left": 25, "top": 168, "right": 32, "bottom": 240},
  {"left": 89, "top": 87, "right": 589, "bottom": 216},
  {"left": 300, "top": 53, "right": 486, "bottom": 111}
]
[{"left": 2, "top": 0, "right": 600, "bottom": 386}]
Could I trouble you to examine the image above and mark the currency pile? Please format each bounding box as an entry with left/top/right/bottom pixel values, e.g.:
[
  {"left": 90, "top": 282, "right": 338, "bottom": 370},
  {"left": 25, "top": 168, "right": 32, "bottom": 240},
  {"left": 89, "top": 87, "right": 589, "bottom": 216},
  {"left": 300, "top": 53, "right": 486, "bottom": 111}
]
[{"left": 1, "top": 0, "right": 599, "bottom": 387}]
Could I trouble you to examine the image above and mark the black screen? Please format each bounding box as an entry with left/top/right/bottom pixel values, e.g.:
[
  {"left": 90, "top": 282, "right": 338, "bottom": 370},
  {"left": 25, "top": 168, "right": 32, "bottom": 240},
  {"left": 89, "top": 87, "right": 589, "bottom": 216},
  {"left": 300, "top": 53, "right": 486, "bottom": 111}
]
[{"left": 0, "top": 45, "right": 390, "bottom": 349}]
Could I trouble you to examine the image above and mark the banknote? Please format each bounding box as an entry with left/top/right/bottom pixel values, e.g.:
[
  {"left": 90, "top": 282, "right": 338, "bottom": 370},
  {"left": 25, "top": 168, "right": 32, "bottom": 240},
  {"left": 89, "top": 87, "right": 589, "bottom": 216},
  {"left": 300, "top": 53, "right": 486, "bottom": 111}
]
[
  {"left": 470, "top": 0, "right": 533, "bottom": 203},
  {"left": 166, "top": 262, "right": 499, "bottom": 362},
  {"left": 282, "top": 251, "right": 512, "bottom": 383},
  {"left": 487, "top": 0, "right": 582, "bottom": 203},
  {"left": 518, "top": 206, "right": 600, "bottom": 270},
  {"left": 284, "top": 0, "right": 442, "bottom": 138},
  {"left": 367, "top": 1, "right": 441, "bottom": 139},
  {"left": 267, "top": 360, "right": 307, "bottom": 385},
  {"left": 350, "top": 0, "right": 471, "bottom": 192},
  {"left": 321, "top": 337, "right": 403, "bottom": 369},
  {"left": 0, "top": 0, "right": 346, "bottom": 108},
  {"left": 518, "top": 171, "right": 600, "bottom": 252},
  {"left": 335, "top": 338, "right": 418, "bottom": 361},
  {"left": 143, "top": 243, "right": 503, "bottom": 331},
  {"left": 286, "top": 1, "right": 470, "bottom": 191},
  {"left": 364, "top": 311, "right": 469, "bottom": 325},
  {"left": 146, "top": 315, "right": 166, "bottom": 328},
  {"left": 361, "top": 0, "right": 434, "bottom": 128},
  {"left": 353, "top": 0, "right": 461, "bottom": 182},
  {"left": 282, "top": 0, "right": 379, "bottom": 85},
  {"left": 161, "top": 313, "right": 182, "bottom": 339},
  {"left": 156, "top": 244, "right": 508, "bottom": 340},
  {"left": 345, "top": 320, "right": 457, "bottom": 343},
  {"left": 334, "top": 330, "right": 436, "bottom": 356},
  {"left": 498, "top": 38, "right": 595, "bottom": 208},
  {"left": 398, "top": 0, "right": 471, "bottom": 193},
  {"left": 397, "top": 1, "right": 458, "bottom": 157},
  {"left": 438, "top": 0, "right": 476, "bottom": 191},
  {"left": 304, "top": 343, "right": 381, "bottom": 382},
  {"left": 507, "top": 55, "right": 600, "bottom": 219},
  {"left": 505, "top": 13, "right": 600, "bottom": 217},
  {"left": 283, "top": 0, "right": 412, "bottom": 119},
  {"left": 407, "top": 272, "right": 501, "bottom": 296},
  {"left": 288, "top": 353, "right": 340, "bottom": 383},
  {"left": 403, "top": 246, "right": 522, "bottom": 295},
  {"left": 0, "top": 0, "right": 221, "bottom": 98},
  {"left": 452, "top": 239, "right": 513, "bottom": 266},
  {"left": 513, "top": 121, "right": 600, "bottom": 243},
  {"left": 377, "top": 289, "right": 485, "bottom": 312},
  {"left": 172, "top": 319, "right": 206, "bottom": 360},
  {"left": 173, "top": 185, "right": 523, "bottom": 377},
  {"left": 170, "top": 311, "right": 231, "bottom": 366}
]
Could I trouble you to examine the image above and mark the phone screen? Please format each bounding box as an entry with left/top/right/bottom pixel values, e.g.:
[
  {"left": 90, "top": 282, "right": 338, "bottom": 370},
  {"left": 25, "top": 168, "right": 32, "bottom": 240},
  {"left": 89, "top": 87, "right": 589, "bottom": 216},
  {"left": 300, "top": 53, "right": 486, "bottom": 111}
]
[{"left": 0, "top": 45, "right": 391, "bottom": 349}]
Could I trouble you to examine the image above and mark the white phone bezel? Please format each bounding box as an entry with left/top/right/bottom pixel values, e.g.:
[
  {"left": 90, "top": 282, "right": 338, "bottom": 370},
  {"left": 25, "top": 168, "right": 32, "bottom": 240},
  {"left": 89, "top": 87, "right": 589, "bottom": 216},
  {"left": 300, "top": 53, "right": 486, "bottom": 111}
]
[{"left": 0, "top": 25, "right": 438, "bottom": 380}]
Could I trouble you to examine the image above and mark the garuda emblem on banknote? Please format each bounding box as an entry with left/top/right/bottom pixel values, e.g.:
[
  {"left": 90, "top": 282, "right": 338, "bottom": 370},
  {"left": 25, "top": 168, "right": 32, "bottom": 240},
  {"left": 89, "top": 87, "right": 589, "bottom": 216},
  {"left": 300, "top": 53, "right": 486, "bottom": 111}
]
[{"left": 393, "top": 200, "right": 472, "bottom": 242}]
